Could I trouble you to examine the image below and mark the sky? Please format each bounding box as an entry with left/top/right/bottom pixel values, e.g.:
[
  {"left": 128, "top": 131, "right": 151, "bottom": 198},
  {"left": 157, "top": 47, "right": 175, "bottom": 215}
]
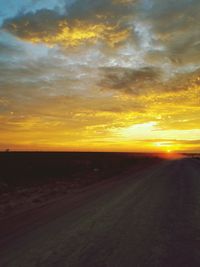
[{"left": 0, "top": 0, "right": 199, "bottom": 152}]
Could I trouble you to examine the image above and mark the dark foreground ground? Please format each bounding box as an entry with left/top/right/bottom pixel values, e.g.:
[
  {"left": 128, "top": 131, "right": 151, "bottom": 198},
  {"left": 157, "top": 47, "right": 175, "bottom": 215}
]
[
  {"left": 0, "top": 152, "right": 161, "bottom": 218},
  {"left": 0, "top": 152, "right": 161, "bottom": 189},
  {"left": 0, "top": 155, "right": 200, "bottom": 266}
]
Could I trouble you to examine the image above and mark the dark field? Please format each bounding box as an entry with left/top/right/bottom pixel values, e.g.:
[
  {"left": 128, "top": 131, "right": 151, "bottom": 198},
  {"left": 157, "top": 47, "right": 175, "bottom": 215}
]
[
  {"left": 0, "top": 152, "right": 162, "bottom": 218},
  {"left": 0, "top": 152, "right": 162, "bottom": 190}
]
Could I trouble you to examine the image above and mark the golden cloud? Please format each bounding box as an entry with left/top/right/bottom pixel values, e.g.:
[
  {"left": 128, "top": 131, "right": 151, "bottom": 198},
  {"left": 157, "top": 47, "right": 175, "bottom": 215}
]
[
  {"left": 29, "top": 20, "right": 129, "bottom": 47},
  {"left": 1, "top": 0, "right": 200, "bottom": 152},
  {"left": 3, "top": 14, "right": 130, "bottom": 48}
]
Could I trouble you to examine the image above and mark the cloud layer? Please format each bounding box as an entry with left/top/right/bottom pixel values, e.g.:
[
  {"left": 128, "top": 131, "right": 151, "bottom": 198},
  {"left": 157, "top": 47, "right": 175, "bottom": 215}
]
[{"left": 0, "top": 0, "right": 200, "bottom": 151}]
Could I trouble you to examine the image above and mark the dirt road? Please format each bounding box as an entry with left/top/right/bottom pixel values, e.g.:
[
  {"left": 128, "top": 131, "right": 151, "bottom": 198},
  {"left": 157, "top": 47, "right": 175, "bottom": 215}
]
[{"left": 1, "top": 158, "right": 200, "bottom": 267}]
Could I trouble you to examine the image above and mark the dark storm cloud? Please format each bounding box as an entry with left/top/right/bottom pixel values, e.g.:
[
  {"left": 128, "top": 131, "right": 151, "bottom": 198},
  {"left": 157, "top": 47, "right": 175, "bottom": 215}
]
[
  {"left": 100, "top": 66, "right": 162, "bottom": 95},
  {"left": 2, "top": 9, "right": 62, "bottom": 40},
  {"left": 99, "top": 64, "right": 200, "bottom": 97},
  {"left": 67, "top": 0, "right": 136, "bottom": 21}
]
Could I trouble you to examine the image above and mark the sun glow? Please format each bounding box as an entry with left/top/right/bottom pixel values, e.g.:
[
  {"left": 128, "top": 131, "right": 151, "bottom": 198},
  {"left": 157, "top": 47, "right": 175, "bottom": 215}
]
[{"left": 0, "top": 0, "right": 200, "bottom": 152}]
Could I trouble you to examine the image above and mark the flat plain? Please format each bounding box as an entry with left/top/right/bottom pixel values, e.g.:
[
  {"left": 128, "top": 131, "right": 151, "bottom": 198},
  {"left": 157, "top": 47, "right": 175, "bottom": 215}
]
[{"left": 0, "top": 153, "right": 200, "bottom": 266}]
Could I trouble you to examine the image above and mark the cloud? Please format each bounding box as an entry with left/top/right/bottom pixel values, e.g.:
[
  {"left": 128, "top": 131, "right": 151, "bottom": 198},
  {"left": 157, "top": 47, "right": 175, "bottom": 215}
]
[
  {"left": 141, "top": 0, "right": 200, "bottom": 66},
  {"left": 99, "top": 66, "right": 162, "bottom": 95},
  {"left": 0, "top": 0, "right": 200, "bottom": 151},
  {"left": 2, "top": 0, "right": 135, "bottom": 48},
  {"left": 99, "top": 64, "right": 200, "bottom": 98},
  {"left": 0, "top": 40, "right": 23, "bottom": 56},
  {"left": 2, "top": 0, "right": 200, "bottom": 64}
]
